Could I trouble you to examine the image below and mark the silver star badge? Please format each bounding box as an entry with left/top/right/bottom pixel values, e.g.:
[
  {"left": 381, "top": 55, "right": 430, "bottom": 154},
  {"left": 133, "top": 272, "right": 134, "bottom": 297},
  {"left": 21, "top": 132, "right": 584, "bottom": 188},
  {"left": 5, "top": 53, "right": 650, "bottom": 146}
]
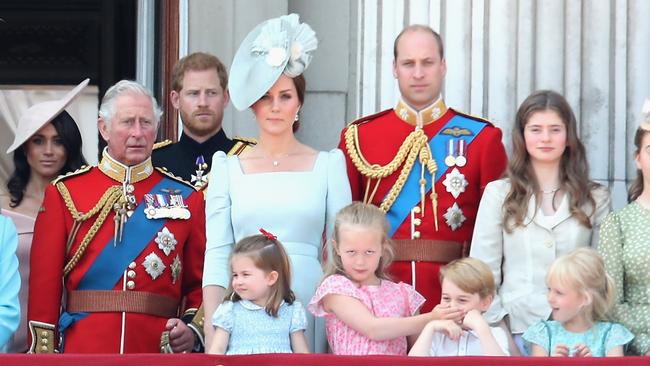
[
  {"left": 444, "top": 203, "right": 466, "bottom": 231},
  {"left": 442, "top": 168, "right": 468, "bottom": 199},
  {"left": 143, "top": 252, "right": 166, "bottom": 280},
  {"left": 171, "top": 255, "right": 182, "bottom": 285},
  {"left": 155, "top": 226, "right": 177, "bottom": 256}
]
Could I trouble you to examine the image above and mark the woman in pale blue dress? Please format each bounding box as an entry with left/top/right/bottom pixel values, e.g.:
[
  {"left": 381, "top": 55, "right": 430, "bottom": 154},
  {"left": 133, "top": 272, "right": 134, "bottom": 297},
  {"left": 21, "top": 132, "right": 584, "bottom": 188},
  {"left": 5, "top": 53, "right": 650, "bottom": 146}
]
[{"left": 202, "top": 14, "right": 351, "bottom": 353}]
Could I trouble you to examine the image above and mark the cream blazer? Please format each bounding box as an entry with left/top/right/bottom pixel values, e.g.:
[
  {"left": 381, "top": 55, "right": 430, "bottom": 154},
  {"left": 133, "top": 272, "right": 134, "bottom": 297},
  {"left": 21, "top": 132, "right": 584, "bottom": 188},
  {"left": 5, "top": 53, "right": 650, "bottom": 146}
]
[{"left": 469, "top": 179, "right": 611, "bottom": 334}]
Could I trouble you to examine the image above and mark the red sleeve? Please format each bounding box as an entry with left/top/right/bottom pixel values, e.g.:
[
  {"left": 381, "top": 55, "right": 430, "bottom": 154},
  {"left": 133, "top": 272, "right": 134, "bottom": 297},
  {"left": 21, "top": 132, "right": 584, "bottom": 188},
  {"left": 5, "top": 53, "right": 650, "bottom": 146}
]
[
  {"left": 27, "top": 184, "right": 68, "bottom": 348},
  {"left": 479, "top": 126, "right": 508, "bottom": 196},
  {"left": 338, "top": 127, "right": 363, "bottom": 201},
  {"left": 181, "top": 190, "right": 206, "bottom": 311}
]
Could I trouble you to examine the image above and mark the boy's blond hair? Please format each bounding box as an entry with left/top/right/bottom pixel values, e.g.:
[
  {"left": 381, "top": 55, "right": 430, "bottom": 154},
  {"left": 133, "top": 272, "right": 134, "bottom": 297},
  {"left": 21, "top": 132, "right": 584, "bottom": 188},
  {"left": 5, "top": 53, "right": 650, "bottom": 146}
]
[{"left": 440, "top": 257, "right": 495, "bottom": 299}]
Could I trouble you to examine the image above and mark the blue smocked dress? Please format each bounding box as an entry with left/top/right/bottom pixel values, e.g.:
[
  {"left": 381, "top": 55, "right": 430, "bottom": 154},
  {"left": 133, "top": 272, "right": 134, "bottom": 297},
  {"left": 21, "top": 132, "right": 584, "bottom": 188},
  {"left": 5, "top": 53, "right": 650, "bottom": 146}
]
[
  {"left": 204, "top": 149, "right": 352, "bottom": 353},
  {"left": 523, "top": 320, "right": 633, "bottom": 356},
  {"left": 212, "top": 300, "right": 307, "bottom": 355}
]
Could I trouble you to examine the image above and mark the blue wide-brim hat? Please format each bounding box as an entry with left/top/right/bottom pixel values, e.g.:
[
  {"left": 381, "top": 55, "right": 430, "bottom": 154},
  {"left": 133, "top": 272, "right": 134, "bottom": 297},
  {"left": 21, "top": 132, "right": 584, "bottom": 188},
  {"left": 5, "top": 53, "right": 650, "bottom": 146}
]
[{"left": 229, "top": 13, "right": 318, "bottom": 111}]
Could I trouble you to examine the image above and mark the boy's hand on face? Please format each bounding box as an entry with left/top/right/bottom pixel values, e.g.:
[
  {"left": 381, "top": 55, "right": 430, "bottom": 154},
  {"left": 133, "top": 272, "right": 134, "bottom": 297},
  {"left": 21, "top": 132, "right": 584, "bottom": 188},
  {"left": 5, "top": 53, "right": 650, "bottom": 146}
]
[
  {"left": 460, "top": 309, "right": 488, "bottom": 331},
  {"left": 430, "top": 304, "right": 464, "bottom": 322},
  {"left": 429, "top": 319, "right": 463, "bottom": 341}
]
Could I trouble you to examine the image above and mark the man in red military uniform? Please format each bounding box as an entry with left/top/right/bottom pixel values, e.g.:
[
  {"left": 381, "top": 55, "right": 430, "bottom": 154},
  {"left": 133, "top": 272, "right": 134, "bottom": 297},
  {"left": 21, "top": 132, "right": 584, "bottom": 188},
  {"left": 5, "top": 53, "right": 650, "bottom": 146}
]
[
  {"left": 27, "top": 80, "right": 205, "bottom": 353},
  {"left": 339, "top": 25, "right": 507, "bottom": 312}
]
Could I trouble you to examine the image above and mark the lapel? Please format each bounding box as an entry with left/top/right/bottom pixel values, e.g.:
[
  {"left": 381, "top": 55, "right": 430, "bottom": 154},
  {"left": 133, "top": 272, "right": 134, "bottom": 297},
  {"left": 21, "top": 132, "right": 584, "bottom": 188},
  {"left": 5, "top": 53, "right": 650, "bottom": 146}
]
[{"left": 527, "top": 192, "right": 573, "bottom": 231}]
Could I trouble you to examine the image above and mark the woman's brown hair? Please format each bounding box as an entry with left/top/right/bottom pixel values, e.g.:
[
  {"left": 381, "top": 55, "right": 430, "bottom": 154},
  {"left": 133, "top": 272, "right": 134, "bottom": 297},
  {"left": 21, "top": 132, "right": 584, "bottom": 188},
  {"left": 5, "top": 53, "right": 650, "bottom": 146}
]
[
  {"left": 503, "top": 90, "right": 599, "bottom": 232},
  {"left": 223, "top": 233, "right": 295, "bottom": 317},
  {"left": 628, "top": 127, "right": 650, "bottom": 202}
]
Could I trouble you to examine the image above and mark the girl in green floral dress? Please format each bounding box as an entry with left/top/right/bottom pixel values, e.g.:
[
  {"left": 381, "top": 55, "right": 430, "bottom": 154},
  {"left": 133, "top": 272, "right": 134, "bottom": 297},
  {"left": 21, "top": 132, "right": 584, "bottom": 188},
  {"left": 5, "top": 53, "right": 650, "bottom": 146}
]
[{"left": 599, "top": 99, "right": 650, "bottom": 356}]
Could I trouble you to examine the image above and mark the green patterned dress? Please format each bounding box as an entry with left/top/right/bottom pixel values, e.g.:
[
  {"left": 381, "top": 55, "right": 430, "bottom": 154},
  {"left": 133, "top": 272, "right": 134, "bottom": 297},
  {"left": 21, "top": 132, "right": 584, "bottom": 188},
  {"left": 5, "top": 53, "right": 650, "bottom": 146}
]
[{"left": 599, "top": 201, "right": 650, "bottom": 355}]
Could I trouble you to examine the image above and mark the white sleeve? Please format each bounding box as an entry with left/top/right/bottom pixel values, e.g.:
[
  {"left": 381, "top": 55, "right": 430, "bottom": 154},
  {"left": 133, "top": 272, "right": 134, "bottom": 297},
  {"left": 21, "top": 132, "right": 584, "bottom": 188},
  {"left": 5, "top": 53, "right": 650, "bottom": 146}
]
[
  {"left": 324, "top": 149, "right": 352, "bottom": 261},
  {"left": 469, "top": 180, "right": 508, "bottom": 324},
  {"left": 203, "top": 151, "right": 235, "bottom": 288}
]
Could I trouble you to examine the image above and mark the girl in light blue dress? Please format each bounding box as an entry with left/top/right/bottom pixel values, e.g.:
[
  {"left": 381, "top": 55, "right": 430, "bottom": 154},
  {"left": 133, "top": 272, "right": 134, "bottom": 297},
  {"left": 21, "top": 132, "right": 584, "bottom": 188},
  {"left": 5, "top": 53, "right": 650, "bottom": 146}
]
[
  {"left": 523, "top": 248, "right": 633, "bottom": 357},
  {"left": 207, "top": 230, "right": 309, "bottom": 355}
]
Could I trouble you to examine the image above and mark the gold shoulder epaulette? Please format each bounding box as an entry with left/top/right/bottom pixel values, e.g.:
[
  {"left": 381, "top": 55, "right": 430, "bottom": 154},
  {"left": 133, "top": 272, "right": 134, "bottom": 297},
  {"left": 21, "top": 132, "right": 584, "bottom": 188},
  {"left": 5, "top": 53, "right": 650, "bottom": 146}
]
[
  {"left": 153, "top": 139, "right": 174, "bottom": 150},
  {"left": 155, "top": 167, "right": 198, "bottom": 191},
  {"left": 346, "top": 109, "right": 393, "bottom": 128},
  {"left": 52, "top": 165, "right": 92, "bottom": 185},
  {"left": 229, "top": 136, "right": 257, "bottom": 156},
  {"left": 232, "top": 136, "right": 257, "bottom": 144},
  {"left": 451, "top": 108, "right": 496, "bottom": 127}
]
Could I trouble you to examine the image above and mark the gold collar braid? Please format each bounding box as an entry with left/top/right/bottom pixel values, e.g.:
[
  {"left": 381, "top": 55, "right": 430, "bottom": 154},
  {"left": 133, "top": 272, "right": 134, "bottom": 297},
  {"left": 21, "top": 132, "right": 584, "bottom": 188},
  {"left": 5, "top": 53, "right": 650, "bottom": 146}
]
[{"left": 344, "top": 124, "right": 439, "bottom": 230}]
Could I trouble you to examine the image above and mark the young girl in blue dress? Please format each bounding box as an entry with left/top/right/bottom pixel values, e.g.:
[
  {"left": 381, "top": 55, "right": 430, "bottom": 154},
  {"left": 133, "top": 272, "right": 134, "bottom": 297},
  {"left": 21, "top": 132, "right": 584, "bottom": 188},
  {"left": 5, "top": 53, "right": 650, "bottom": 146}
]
[
  {"left": 207, "top": 230, "right": 309, "bottom": 354},
  {"left": 523, "top": 248, "right": 633, "bottom": 357}
]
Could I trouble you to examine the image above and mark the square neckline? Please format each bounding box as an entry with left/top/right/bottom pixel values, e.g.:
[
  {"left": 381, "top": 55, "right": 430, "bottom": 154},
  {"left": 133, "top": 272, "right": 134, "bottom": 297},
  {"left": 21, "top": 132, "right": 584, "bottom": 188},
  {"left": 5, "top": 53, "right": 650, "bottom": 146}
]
[{"left": 233, "top": 151, "right": 325, "bottom": 176}]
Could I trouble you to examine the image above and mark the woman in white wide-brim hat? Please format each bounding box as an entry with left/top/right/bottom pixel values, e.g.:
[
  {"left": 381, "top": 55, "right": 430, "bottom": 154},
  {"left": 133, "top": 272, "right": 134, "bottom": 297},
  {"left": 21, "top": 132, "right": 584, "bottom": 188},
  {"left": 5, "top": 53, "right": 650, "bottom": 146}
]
[
  {"left": 203, "top": 14, "right": 351, "bottom": 354},
  {"left": 0, "top": 79, "right": 88, "bottom": 353}
]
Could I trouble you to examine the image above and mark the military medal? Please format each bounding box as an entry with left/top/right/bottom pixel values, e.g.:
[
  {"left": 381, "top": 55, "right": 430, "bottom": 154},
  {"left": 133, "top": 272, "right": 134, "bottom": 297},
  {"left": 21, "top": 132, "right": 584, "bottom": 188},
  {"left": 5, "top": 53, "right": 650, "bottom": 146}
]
[
  {"left": 143, "top": 252, "right": 166, "bottom": 280},
  {"left": 456, "top": 140, "right": 467, "bottom": 167},
  {"left": 155, "top": 227, "right": 177, "bottom": 256},
  {"left": 444, "top": 139, "right": 456, "bottom": 167},
  {"left": 442, "top": 168, "right": 468, "bottom": 199},
  {"left": 171, "top": 255, "right": 182, "bottom": 284},
  {"left": 444, "top": 203, "right": 466, "bottom": 231},
  {"left": 191, "top": 155, "right": 209, "bottom": 188},
  {"left": 144, "top": 190, "right": 191, "bottom": 220}
]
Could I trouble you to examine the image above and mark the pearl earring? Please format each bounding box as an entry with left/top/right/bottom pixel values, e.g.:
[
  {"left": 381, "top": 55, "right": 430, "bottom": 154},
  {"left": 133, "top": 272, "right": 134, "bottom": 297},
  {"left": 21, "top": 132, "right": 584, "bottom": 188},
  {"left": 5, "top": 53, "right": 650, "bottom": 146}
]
[{"left": 294, "top": 114, "right": 299, "bottom": 122}]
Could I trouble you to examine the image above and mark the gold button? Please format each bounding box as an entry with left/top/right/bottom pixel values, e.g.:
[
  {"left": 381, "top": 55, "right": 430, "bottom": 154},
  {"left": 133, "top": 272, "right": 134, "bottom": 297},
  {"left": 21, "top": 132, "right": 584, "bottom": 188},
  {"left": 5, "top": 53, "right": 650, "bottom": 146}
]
[
  {"left": 127, "top": 270, "right": 136, "bottom": 278},
  {"left": 413, "top": 206, "right": 422, "bottom": 214},
  {"left": 41, "top": 345, "right": 48, "bottom": 351},
  {"left": 41, "top": 338, "right": 48, "bottom": 344},
  {"left": 413, "top": 218, "right": 422, "bottom": 226},
  {"left": 41, "top": 331, "right": 48, "bottom": 337},
  {"left": 413, "top": 231, "right": 421, "bottom": 239},
  {"left": 128, "top": 262, "right": 137, "bottom": 269},
  {"left": 127, "top": 280, "right": 135, "bottom": 290}
]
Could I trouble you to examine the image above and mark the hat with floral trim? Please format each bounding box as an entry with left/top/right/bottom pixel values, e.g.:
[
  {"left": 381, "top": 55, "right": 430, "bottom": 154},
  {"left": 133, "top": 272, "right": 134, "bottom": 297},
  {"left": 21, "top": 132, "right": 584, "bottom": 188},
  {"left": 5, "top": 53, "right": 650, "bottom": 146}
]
[
  {"left": 7, "top": 78, "right": 89, "bottom": 153},
  {"left": 229, "top": 13, "right": 317, "bottom": 110}
]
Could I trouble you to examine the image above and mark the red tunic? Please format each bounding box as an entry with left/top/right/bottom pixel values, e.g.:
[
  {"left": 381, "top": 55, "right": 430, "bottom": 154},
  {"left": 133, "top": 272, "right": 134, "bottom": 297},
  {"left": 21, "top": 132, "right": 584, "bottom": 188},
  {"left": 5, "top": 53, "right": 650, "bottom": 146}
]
[
  {"left": 27, "top": 160, "right": 205, "bottom": 353},
  {"left": 339, "top": 100, "right": 507, "bottom": 312}
]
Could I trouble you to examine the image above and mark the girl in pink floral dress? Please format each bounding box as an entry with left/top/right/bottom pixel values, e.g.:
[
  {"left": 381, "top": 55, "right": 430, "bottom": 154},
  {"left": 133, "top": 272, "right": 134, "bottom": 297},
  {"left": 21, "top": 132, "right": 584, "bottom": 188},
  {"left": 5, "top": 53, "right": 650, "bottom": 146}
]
[{"left": 308, "top": 203, "right": 462, "bottom": 355}]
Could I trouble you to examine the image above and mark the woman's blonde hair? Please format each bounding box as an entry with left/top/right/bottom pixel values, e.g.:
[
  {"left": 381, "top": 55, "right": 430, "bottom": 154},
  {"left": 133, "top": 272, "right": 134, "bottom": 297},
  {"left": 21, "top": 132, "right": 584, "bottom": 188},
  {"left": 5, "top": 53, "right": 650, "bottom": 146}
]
[
  {"left": 324, "top": 202, "right": 394, "bottom": 281},
  {"left": 223, "top": 234, "right": 295, "bottom": 317},
  {"left": 546, "top": 248, "right": 615, "bottom": 322},
  {"left": 440, "top": 257, "right": 495, "bottom": 299}
]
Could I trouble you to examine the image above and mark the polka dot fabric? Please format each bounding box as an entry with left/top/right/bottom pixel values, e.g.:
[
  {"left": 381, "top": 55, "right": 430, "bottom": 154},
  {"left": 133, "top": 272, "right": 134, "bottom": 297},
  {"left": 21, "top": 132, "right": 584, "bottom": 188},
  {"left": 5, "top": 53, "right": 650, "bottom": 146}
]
[{"left": 599, "top": 201, "right": 650, "bottom": 355}]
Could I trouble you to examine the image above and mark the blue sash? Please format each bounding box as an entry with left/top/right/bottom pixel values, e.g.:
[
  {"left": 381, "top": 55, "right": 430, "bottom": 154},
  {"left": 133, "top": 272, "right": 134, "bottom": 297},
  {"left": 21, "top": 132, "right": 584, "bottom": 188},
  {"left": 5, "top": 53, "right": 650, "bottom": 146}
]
[
  {"left": 58, "top": 176, "right": 194, "bottom": 348},
  {"left": 386, "top": 115, "right": 487, "bottom": 236}
]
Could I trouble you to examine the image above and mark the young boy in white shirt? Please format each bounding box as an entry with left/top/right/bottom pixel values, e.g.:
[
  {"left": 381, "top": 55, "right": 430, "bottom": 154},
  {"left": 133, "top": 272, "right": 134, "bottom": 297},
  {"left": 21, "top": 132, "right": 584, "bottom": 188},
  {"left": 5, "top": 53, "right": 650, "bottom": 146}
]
[{"left": 409, "top": 257, "right": 509, "bottom": 356}]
